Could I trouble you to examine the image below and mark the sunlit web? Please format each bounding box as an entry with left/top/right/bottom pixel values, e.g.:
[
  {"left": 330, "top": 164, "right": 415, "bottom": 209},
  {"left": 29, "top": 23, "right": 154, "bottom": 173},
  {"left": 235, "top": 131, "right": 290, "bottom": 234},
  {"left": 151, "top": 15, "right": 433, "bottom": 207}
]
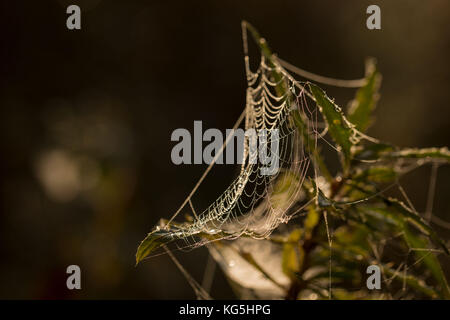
[{"left": 149, "top": 23, "right": 449, "bottom": 300}]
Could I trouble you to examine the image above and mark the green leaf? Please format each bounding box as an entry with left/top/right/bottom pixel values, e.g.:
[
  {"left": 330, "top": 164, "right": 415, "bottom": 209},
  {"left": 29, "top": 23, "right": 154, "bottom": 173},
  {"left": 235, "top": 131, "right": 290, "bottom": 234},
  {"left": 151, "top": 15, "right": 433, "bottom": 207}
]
[
  {"left": 403, "top": 225, "right": 450, "bottom": 299},
  {"left": 309, "top": 83, "right": 357, "bottom": 169},
  {"left": 384, "top": 147, "right": 450, "bottom": 163},
  {"left": 282, "top": 229, "right": 305, "bottom": 280},
  {"left": 136, "top": 224, "right": 230, "bottom": 265},
  {"left": 353, "top": 166, "right": 397, "bottom": 184},
  {"left": 353, "top": 142, "right": 394, "bottom": 161},
  {"left": 359, "top": 198, "right": 448, "bottom": 255},
  {"left": 136, "top": 228, "right": 178, "bottom": 265},
  {"left": 382, "top": 264, "right": 440, "bottom": 299},
  {"left": 347, "top": 58, "right": 381, "bottom": 132},
  {"left": 387, "top": 198, "right": 449, "bottom": 255},
  {"left": 357, "top": 206, "right": 400, "bottom": 229},
  {"left": 304, "top": 206, "right": 320, "bottom": 235},
  {"left": 354, "top": 199, "right": 450, "bottom": 298},
  {"left": 354, "top": 145, "right": 450, "bottom": 163}
]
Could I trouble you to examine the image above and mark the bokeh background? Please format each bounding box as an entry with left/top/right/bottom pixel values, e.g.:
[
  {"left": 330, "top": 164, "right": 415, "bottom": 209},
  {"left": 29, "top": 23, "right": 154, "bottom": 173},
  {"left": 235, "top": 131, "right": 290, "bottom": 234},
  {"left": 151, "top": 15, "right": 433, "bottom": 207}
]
[{"left": 1, "top": 0, "right": 449, "bottom": 299}]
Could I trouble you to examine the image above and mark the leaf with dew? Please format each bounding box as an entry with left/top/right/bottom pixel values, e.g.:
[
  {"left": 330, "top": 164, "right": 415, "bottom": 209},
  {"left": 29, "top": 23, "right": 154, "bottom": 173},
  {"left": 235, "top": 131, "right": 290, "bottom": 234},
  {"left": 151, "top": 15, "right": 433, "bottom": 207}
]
[
  {"left": 347, "top": 58, "right": 381, "bottom": 132},
  {"left": 309, "top": 83, "right": 357, "bottom": 169}
]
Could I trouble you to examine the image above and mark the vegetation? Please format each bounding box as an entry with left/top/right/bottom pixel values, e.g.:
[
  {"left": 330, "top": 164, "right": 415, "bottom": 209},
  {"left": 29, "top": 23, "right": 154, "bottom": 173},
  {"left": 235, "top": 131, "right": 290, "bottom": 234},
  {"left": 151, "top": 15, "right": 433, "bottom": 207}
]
[{"left": 136, "top": 23, "right": 450, "bottom": 300}]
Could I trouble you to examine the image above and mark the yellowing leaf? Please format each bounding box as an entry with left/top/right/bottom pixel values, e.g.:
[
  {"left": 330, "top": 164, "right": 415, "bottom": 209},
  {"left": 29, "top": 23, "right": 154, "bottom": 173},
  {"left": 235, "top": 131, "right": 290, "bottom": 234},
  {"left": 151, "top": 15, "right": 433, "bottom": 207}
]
[{"left": 282, "top": 229, "right": 305, "bottom": 280}]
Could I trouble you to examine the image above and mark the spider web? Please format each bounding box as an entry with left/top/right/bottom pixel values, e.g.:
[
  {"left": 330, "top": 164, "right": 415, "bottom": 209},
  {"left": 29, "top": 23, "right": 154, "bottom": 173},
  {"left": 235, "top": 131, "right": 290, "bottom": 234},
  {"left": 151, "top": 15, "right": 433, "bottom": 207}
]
[
  {"left": 162, "top": 45, "right": 317, "bottom": 249},
  {"left": 150, "top": 24, "right": 450, "bottom": 300}
]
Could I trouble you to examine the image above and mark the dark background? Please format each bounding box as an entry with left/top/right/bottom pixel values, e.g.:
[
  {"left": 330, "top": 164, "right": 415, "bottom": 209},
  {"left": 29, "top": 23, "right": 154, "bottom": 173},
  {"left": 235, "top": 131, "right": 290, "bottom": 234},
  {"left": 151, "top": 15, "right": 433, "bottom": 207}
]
[{"left": 1, "top": 0, "right": 449, "bottom": 299}]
